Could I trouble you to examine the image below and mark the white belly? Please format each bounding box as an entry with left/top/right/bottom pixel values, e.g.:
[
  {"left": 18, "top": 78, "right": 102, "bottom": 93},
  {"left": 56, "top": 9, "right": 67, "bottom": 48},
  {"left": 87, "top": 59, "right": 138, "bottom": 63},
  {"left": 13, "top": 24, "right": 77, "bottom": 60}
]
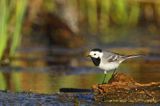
[{"left": 99, "top": 62, "right": 119, "bottom": 71}]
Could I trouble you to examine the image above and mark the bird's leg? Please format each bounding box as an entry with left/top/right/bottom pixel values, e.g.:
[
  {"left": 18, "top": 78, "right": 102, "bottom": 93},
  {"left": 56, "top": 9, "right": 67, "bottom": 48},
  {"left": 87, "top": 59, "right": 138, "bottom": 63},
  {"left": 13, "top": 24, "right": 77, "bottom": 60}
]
[
  {"left": 112, "top": 68, "right": 117, "bottom": 78},
  {"left": 102, "top": 71, "right": 107, "bottom": 84}
]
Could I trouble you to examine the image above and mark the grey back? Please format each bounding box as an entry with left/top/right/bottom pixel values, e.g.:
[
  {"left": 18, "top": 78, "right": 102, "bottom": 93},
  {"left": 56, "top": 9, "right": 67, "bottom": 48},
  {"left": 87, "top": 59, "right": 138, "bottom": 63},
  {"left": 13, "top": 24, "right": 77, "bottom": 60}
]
[{"left": 101, "top": 51, "right": 125, "bottom": 63}]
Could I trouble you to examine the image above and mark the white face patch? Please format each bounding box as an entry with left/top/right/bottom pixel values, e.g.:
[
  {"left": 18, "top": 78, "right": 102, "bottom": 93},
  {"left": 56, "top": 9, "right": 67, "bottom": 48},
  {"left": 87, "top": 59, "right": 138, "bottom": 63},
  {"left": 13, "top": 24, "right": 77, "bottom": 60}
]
[{"left": 89, "top": 51, "right": 103, "bottom": 58}]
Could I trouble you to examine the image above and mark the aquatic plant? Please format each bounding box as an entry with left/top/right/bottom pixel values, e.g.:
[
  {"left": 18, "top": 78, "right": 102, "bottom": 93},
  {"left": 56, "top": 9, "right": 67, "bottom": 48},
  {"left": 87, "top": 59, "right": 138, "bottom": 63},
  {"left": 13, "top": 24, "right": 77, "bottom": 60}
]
[{"left": 0, "top": 0, "right": 27, "bottom": 60}]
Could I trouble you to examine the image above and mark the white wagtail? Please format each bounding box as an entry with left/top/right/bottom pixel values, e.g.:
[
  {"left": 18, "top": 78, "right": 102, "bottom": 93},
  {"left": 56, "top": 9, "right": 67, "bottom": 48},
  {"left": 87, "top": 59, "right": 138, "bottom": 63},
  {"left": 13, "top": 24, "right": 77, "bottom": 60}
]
[{"left": 88, "top": 48, "right": 141, "bottom": 84}]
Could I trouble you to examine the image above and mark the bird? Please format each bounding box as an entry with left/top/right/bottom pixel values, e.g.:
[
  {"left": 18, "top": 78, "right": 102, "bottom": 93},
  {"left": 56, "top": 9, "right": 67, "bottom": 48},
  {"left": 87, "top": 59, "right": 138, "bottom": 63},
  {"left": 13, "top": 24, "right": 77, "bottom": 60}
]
[{"left": 88, "top": 48, "right": 141, "bottom": 84}]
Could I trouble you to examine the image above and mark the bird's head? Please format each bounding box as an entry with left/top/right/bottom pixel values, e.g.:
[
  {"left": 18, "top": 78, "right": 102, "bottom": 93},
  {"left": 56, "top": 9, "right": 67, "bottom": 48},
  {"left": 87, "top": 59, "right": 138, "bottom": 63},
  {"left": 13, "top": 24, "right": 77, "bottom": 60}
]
[{"left": 88, "top": 48, "right": 103, "bottom": 59}]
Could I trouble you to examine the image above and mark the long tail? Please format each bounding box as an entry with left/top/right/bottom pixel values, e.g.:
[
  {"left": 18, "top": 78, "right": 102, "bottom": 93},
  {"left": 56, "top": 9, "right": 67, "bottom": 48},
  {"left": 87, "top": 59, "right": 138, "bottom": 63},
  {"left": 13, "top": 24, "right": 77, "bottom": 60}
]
[
  {"left": 120, "top": 54, "right": 142, "bottom": 63},
  {"left": 125, "top": 54, "right": 142, "bottom": 59}
]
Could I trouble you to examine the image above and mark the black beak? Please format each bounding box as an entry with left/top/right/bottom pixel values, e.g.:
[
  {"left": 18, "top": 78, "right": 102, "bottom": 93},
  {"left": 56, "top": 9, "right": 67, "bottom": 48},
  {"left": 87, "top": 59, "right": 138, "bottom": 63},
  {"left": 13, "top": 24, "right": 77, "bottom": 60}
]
[{"left": 87, "top": 54, "right": 91, "bottom": 57}]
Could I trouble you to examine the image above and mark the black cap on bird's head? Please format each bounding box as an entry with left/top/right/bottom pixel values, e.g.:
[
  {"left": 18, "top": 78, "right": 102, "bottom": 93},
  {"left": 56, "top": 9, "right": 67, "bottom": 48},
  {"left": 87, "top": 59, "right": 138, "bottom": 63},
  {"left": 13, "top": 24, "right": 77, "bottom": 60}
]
[{"left": 91, "top": 48, "right": 102, "bottom": 52}]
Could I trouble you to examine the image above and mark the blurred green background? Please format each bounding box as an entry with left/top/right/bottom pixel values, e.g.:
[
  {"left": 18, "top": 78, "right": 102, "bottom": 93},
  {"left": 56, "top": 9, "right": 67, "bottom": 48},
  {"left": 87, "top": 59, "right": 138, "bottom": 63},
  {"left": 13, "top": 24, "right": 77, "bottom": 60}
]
[
  {"left": 0, "top": 0, "right": 159, "bottom": 93},
  {"left": 1, "top": 0, "right": 160, "bottom": 59}
]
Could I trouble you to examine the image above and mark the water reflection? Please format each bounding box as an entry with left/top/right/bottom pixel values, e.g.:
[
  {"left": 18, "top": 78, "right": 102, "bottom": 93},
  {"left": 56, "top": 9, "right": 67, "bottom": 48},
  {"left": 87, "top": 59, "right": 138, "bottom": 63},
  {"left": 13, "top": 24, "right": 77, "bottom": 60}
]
[
  {"left": 0, "top": 46, "right": 159, "bottom": 94},
  {"left": 0, "top": 59, "right": 159, "bottom": 94}
]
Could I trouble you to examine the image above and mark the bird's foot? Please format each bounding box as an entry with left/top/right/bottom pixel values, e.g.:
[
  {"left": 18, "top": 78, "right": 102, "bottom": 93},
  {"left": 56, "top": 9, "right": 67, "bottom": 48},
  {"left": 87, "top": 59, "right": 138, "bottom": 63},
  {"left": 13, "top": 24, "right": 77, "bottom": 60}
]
[
  {"left": 98, "top": 83, "right": 107, "bottom": 85},
  {"left": 101, "top": 81, "right": 107, "bottom": 84},
  {"left": 101, "top": 82, "right": 107, "bottom": 84}
]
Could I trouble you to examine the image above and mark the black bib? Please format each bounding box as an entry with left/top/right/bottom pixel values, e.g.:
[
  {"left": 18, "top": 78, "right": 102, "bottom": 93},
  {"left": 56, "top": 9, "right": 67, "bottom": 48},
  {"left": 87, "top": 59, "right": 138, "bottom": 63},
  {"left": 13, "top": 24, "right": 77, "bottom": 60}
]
[{"left": 91, "top": 57, "right": 100, "bottom": 66}]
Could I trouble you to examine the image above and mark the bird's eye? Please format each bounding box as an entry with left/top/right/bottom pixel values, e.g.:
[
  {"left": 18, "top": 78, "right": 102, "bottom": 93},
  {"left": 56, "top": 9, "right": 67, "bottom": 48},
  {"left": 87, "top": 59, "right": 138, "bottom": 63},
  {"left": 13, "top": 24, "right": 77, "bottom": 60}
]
[{"left": 94, "top": 54, "right": 96, "bottom": 55}]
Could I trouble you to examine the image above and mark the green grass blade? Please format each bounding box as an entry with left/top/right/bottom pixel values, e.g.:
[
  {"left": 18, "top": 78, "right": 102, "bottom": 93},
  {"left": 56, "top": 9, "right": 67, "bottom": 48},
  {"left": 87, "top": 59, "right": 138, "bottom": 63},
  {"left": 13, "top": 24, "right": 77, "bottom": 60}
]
[
  {"left": 10, "top": 0, "right": 27, "bottom": 57},
  {"left": 0, "top": 0, "right": 8, "bottom": 60}
]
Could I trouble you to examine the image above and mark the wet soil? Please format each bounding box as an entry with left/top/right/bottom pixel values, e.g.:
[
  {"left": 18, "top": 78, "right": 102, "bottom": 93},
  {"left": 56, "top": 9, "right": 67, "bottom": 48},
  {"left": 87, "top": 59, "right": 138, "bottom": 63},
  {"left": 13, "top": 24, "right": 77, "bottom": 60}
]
[{"left": 92, "top": 73, "right": 160, "bottom": 103}]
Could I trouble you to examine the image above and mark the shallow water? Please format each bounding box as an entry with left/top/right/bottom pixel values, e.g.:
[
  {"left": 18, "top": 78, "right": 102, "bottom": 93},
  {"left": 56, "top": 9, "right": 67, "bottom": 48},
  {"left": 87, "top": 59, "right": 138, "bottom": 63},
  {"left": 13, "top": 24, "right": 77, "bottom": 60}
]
[
  {"left": 0, "top": 91, "right": 158, "bottom": 106},
  {"left": 0, "top": 47, "right": 159, "bottom": 105},
  {"left": 0, "top": 60, "right": 159, "bottom": 93}
]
